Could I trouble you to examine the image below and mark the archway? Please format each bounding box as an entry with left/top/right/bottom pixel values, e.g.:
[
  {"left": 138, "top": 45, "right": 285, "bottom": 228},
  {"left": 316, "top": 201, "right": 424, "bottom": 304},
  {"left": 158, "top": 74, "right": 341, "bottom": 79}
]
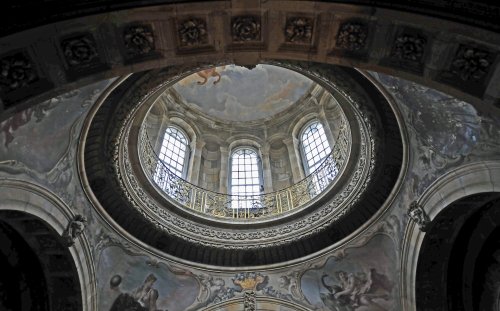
[
  {"left": 0, "top": 210, "right": 83, "bottom": 310},
  {"left": 416, "top": 192, "right": 500, "bottom": 311}
]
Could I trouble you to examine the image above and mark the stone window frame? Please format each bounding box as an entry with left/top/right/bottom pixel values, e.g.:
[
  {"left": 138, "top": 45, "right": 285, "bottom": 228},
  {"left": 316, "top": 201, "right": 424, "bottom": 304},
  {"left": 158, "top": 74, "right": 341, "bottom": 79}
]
[
  {"left": 298, "top": 119, "right": 332, "bottom": 176},
  {"left": 156, "top": 124, "right": 192, "bottom": 179}
]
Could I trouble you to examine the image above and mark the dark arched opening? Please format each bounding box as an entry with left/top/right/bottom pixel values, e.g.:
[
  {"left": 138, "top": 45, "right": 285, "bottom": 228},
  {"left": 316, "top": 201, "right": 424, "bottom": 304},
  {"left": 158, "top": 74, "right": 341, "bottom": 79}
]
[
  {"left": 416, "top": 192, "right": 500, "bottom": 311},
  {"left": 0, "top": 211, "right": 83, "bottom": 310}
]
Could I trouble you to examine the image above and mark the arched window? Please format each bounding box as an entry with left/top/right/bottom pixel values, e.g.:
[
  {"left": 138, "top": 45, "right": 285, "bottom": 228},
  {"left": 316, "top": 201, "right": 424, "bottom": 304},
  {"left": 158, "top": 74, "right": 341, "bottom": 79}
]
[
  {"left": 300, "top": 120, "right": 332, "bottom": 175},
  {"left": 157, "top": 126, "right": 190, "bottom": 178},
  {"left": 229, "top": 148, "right": 263, "bottom": 209}
]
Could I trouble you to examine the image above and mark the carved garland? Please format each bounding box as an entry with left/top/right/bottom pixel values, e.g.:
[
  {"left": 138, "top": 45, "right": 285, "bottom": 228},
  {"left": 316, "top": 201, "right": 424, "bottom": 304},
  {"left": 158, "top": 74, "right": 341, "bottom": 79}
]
[{"left": 106, "top": 62, "right": 378, "bottom": 248}]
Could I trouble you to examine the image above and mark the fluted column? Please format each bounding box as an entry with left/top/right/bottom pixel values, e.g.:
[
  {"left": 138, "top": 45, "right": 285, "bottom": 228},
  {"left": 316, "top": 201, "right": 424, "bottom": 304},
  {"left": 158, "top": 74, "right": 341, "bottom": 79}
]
[
  {"left": 260, "top": 144, "right": 273, "bottom": 192},
  {"left": 219, "top": 146, "right": 229, "bottom": 193},
  {"left": 283, "top": 137, "right": 305, "bottom": 183},
  {"left": 188, "top": 139, "right": 205, "bottom": 185}
]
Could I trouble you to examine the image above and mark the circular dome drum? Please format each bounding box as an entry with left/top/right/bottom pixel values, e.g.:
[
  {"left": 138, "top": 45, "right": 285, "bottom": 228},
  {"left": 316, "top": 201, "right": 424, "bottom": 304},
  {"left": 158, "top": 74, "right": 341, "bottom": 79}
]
[{"left": 81, "top": 61, "right": 404, "bottom": 266}]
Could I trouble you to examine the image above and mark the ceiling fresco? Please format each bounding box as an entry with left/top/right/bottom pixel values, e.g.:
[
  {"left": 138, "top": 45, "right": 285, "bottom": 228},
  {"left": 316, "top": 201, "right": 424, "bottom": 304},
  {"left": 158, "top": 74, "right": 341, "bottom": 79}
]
[{"left": 173, "top": 64, "right": 314, "bottom": 122}]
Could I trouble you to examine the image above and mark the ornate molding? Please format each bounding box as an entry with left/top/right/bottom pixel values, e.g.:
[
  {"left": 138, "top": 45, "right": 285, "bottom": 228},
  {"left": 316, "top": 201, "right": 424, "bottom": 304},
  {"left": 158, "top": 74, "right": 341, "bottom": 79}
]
[
  {"left": 177, "top": 18, "right": 209, "bottom": 47},
  {"left": 61, "top": 34, "right": 99, "bottom": 67},
  {"left": 391, "top": 33, "right": 427, "bottom": 62},
  {"left": 285, "top": 17, "right": 313, "bottom": 44},
  {"left": 62, "top": 214, "right": 88, "bottom": 247},
  {"left": 408, "top": 201, "right": 430, "bottom": 232},
  {"left": 232, "top": 16, "right": 261, "bottom": 42},
  {"left": 450, "top": 45, "right": 492, "bottom": 81},
  {"left": 335, "top": 21, "right": 368, "bottom": 51},
  {"left": 123, "top": 24, "right": 155, "bottom": 57},
  {"left": 0, "top": 52, "right": 38, "bottom": 92}
]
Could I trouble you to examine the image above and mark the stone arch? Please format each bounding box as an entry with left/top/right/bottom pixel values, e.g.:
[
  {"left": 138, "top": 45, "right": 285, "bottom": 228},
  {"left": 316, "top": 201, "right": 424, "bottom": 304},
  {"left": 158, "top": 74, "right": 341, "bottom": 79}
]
[
  {"left": 0, "top": 179, "right": 97, "bottom": 310},
  {"left": 401, "top": 161, "right": 500, "bottom": 311}
]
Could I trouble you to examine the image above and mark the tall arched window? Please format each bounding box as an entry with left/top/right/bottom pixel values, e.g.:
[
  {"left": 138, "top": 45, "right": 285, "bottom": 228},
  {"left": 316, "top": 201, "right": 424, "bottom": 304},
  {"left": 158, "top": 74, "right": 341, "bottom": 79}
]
[
  {"left": 300, "top": 120, "right": 332, "bottom": 175},
  {"left": 157, "top": 126, "right": 190, "bottom": 178},
  {"left": 230, "top": 148, "right": 263, "bottom": 209}
]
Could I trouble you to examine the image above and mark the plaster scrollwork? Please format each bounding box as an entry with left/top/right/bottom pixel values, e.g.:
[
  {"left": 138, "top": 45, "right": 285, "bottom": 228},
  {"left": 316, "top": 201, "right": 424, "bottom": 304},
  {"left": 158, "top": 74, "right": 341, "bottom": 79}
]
[
  {"left": 408, "top": 201, "right": 430, "bottom": 232},
  {"left": 177, "top": 18, "right": 208, "bottom": 47}
]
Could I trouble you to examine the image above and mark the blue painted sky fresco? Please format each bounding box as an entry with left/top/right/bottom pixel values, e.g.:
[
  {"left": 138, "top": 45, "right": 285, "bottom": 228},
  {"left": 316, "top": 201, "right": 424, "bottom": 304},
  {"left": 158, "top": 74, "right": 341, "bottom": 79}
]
[{"left": 173, "top": 64, "right": 314, "bottom": 122}]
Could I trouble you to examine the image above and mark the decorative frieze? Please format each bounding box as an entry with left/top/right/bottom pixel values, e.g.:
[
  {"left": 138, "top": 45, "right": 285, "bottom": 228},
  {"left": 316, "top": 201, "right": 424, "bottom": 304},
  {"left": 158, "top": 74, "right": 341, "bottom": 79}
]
[
  {"left": 123, "top": 24, "right": 155, "bottom": 57},
  {"left": 0, "top": 52, "right": 38, "bottom": 92},
  {"left": 285, "top": 17, "right": 313, "bottom": 44},
  {"left": 450, "top": 45, "right": 492, "bottom": 81},
  {"left": 177, "top": 18, "right": 208, "bottom": 47},
  {"left": 61, "top": 34, "right": 99, "bottom": 67},
  {"left": 243, "top": 291, "right": 257, "bottom": 311},
  {"left": 391, "top": 33, "right": 427, "bottom": 62},
  {"left": 232, "top": 16, "right": 261, "bottom": 42},
  {"left": 408, "top": 201, "right": 430, "bottom": 232},
  {"left": 336, "top": 21, "right": 368, "bottom": 51}
]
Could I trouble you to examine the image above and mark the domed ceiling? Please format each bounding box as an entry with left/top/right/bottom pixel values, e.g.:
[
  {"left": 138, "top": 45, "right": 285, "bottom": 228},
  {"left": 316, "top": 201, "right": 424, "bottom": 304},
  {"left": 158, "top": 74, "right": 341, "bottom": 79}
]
[{"left": 173, "top": 64, "right": 314, "bottom": 122}]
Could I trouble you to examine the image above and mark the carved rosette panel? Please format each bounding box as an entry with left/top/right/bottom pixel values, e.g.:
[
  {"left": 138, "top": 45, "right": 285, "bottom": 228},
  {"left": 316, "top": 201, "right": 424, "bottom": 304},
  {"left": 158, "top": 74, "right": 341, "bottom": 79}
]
[
  {"left": 232, "top": 16, "right": 261, "bottom": 42},
  {"left": 123, "top": 24, "right": 155, "bottom": 58},
  {"left": 391, "top": 33, "right": 427, "bottom": 63},
  {"left": 0, "top": 52, "right": 38, "bottom": 93},
  {"left": 177, "top": 18, "right": 209, "bottom": 48},
  {"left": 450, "top": 45, "right": 492, "bottom": 81},
  {"left": 60, "top": 34, "right": 99, "bottom": 67},
  {"left": 285, "top": 17, "right": 313, "bottom": 44},
  {"left": 335, "top": 21, "right": 368, "bottom": 51}
]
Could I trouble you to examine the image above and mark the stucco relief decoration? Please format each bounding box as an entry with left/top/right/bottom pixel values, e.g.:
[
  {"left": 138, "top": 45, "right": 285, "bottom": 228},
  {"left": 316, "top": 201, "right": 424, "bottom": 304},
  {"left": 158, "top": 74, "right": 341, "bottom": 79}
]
[
  {"left": 62, "top": 214, "right": 87, "bottom": 246},
  {"left": 450, "top": 45, "right": 492, "bottom": 81},
  {"left": 232, "top": 16, "right": 261, "bottom": 42},
  {"left": 336, "top": 22, "right": 368, "bottom": 51},
  {"left": 391, "top": 33, "right": 426, "bottom": 62},
  {"left": 285, "top": 17, "right": 313, "bottom": 43},
  {"left": 0, "top": 52, "right": 38, "bottom": 92},
  {"left": 177, "top": 18, "right": 208, "bottom": 47},
  {"left": 408, "top": 201, "right": 430, "bottom": 232},
  {"left": 61, "top": 34, "right": 99, "bottom": 67},
  {"left": 123, "top": 25, "right": 155, "bottom": 56}
]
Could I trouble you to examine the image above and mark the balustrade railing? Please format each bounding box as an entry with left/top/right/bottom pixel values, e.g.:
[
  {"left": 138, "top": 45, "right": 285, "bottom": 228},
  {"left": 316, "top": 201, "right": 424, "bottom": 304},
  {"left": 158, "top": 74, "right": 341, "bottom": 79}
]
[{"left": 139, "top": 124, "right": 349, "bottom": 219}]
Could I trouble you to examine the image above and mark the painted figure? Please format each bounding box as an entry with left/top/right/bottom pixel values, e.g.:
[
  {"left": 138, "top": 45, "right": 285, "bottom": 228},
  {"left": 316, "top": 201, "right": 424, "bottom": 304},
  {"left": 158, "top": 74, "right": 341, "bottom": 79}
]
[
  {"left": 196, "top": 67, "right": 224, "bottom": 85},
  {"left": 109, "top": 273, "right": 165, "bottom": 311},
  {"left": 320, "top": 268, "right": 392, "bottom": 311}
]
